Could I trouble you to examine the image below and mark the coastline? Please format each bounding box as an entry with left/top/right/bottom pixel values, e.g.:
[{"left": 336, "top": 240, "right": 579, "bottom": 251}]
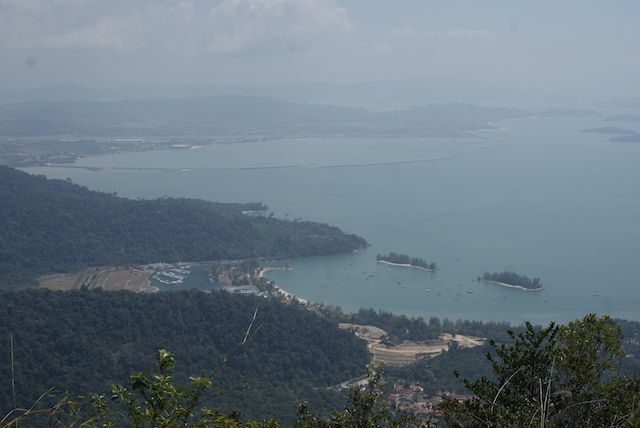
[
  {"left": 257, "top": 267, "right": 308, "bottom": 305},
  {"left": 271, "top": 283, "right": 308, "bottom": 305},
  {"left": 486, "top": 280, "right": 544, "bottom": 292},
  {"left": 258, "top": 266, "right": 293, "bottom": 278},
  {"left": 377, "top": 260, "right": 436, "bottom": 272},
  {"left": 242, "top": 209, "right": 270, "bottom": 215}
]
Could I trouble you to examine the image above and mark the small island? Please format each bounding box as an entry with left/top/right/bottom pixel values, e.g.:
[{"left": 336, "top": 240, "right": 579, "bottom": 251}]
[
  {"left": 610, "top": 133, "right": 640, "bottom": 143},
  {"left": 376, "top": 252, "right": 437, "bottom": 272},
  {"left": 479, "top": 271, "right": 543, "bottom": 291},
  {"left": 581, "top": 126, "right": 637, "bottom": 135}
]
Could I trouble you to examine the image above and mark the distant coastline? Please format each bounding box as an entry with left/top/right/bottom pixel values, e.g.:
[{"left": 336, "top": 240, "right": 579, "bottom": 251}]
[{"left": 581, "top": 126, "right": 637, "bottom": 136}]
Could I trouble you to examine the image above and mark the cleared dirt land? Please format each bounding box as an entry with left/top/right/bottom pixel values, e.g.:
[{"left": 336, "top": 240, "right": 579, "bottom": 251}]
[
  {"left": 39, "top": 266, "right": 157, "bottom": 293},
  {"left": 339, "top": 323, "right": 484, "bottom": 367}
]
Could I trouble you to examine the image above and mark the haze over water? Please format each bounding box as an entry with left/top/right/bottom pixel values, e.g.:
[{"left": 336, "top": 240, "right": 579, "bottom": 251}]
[{"left": 27, "top": 116, "right": 640, "bottom": 324}]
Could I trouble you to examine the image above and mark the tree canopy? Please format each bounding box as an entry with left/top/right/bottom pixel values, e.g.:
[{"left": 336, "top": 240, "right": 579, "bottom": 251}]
[
  {"left": 0, "top": 166, "right": 366, "bottom": 289},
  {"left": 0, "top": 289, "right": 370, "bottom": 422},
  {"left": 6, "top": 312, "right": 640, "bottom": 427},
  {"left": 439, "top": 314, "right": 640, "bottom": 427}
]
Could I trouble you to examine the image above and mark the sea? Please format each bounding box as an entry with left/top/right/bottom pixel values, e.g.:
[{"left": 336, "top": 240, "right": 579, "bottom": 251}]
[{"left": 25, "top": 116, "right": 640, "bottom": 324}]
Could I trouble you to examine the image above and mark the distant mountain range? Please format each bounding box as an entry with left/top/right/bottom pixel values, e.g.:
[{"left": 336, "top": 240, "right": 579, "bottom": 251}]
[
  {"left": 536, "top": 108, "right": 600, "bottom": 117},
  {"left": 0, "top": 95, "right": 531, "bottom": 138}
]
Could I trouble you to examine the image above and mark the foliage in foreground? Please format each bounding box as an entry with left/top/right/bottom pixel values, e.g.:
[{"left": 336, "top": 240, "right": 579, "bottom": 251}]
[
  {"left": 2, "top": 351, "right": 425, "bottom": 428},
  {"left": 439, "top": 314, "right": 640, "bottom": 427},
  {"left": 3, "top": 313, "right": 640, "bottom": 427},
  {"left": 0, "top": 289, "right": 369, "bottom": 422}
]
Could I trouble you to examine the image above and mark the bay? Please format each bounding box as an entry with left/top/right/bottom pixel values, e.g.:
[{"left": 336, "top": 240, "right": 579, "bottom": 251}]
[{"left": 26, "top": 116, "right": 640, "bottom": 324}]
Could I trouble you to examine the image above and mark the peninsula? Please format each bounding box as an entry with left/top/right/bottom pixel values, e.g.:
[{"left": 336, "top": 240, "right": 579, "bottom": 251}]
[
  {"left": 479, "top": 271, "right": 543, "bottom": 291},
  {"left": 0, "top": 166, "right": 367, "bottom": 290},
  {"left": 376, "top": 252, "right": 437, "bottom": 272}
]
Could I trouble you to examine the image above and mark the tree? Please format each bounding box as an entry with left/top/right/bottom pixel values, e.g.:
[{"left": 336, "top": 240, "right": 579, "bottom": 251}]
[
  {"left": 440, "top": 314, "right": 640, "bottom": 427},
  {"left": 552, "top": 314, "right": 635, "bottom": 426},
  {"left": 5, "top": 313, "right": 640, "bottom": 427},
  {"left": 4, "top": 354, "right": 431, "bottom": 428},
  {"left": 3, "top": 349, "right": 280, "bottom": 428}
]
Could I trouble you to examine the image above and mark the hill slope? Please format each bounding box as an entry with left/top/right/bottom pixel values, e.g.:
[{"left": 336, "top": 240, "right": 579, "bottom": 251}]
[
  {"left": 0, "top": 166, "right": 366, "bottom": 288},
  {"left": 0, "top": 289, "right": 370, "bottom": 421}
]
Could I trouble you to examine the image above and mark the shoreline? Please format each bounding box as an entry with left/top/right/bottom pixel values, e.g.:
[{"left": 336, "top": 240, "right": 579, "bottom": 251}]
[
  {"left": 270, "top": 283, "right": 308, "bottom": 305},
  {"left": 242, "top": 209, "right": 270, "bottom": 215},
  {"left": 486, "top": 280, "right": 544, "bottom": 292},
  {"left": 377, "top": 260, "right": 436, "bottom": 272},
  {"left": 258, "top": 266, "right": 293, "bottom": 278},
  {"left": 257, "top": 267, "right": 308, "bottom": 305}
]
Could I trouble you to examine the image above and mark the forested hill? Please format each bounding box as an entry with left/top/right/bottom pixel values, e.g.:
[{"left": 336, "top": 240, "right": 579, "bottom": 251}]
[
  {"left": 0, "top": 166, "right": 366, "bottom": 289},
  {"left": 0, "top": 289, "right": 370, "bottom": 422}
]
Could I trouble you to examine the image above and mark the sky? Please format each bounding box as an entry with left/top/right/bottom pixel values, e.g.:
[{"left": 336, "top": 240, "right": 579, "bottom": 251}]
[{"left": 1, "top": 0, "right": 639, "bottom": 106}]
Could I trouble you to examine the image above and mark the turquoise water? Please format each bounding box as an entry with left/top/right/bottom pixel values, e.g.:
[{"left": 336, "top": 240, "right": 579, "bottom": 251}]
[{"left": 26, "top": 117, "right": 640, "bottom": 323}]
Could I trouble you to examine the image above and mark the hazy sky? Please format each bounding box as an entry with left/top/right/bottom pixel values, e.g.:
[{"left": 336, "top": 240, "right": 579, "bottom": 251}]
[{"left": 1, "top": 0, "right": 639, "bottom": 104}]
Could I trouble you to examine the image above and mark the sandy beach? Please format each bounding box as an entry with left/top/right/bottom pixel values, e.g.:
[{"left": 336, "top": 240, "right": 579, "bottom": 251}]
[
  {"left": 258, "top": 266, "right": 292, "bottom": 278},
  {"left": 258, "top": 267, "right": 307, "bottom": 304},
  {"left": 377, "top": 260, "right": 436, "bottom": 272},
  {"left": 488, "top": 280, "right": 544, "bottom": 292}
]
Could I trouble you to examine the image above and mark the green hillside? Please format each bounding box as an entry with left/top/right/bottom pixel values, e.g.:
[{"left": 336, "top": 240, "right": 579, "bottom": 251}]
[
  {"left": 0, "top": 166, "right": 366, "bottom": 289},
  {"left": 0, "top": 289, "right": 370, "bottom": 422}
]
